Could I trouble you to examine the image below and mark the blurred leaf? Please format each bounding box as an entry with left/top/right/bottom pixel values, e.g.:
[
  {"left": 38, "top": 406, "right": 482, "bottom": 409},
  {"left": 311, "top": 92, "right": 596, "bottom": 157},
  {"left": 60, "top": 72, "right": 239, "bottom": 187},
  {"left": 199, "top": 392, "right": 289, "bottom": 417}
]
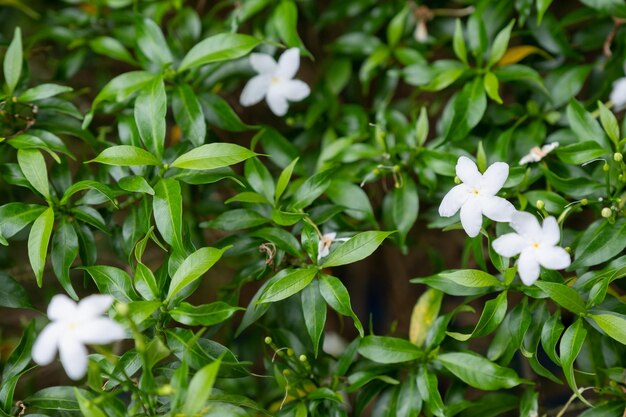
[
  {"left": 4, "top": 27, "right": 22, "bottom": 95},
  {"left": 487, "top": 20, "right": 515, "bottom": 68},
  {"left": 18, "top": 84, "right": 72, "bottom": 102},
  {"left": 88, "top": 36, "right": 136, "bottom": 64},
  {"left": 51, "top": 219, "right": 79, "bottom": 300},
  {"left": 273, "top": 0, "right": 304, "bottom": 49},
  {"left": 181, "top": 359, "right": 222, "bottom": 416},
  {"left": 179, "top": 33, "right": 261, "bottom": 72}
]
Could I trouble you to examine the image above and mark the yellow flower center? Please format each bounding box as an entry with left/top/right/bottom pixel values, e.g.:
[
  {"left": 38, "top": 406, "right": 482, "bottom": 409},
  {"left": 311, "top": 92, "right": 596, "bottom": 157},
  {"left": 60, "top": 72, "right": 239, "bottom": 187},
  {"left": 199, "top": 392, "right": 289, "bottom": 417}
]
[
  {"left": 532, "top": 242, "right": 540, "bottom": 249},
  {"left": 472, "top": 188, "right": 480, "bottom": 196},
  {"left": 271, "top": 76, "right": 281, "bottom": 84}
]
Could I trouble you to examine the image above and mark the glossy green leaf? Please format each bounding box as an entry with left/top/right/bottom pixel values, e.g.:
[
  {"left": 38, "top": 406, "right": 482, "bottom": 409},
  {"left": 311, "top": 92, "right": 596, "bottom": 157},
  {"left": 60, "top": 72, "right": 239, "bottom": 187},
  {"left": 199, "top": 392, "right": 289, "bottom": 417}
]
[
  {"left": 201, "top": 93, "right": 251, "bottom": 132},
  {"left": 437, "top": 352, "right": 524, "bottom": 390},
  {"left": 4, "top": 27, "right": 22, "bottom": 95},
  {"left": 172, "top": 83, "right": 206, "bottom": 147},
  {"left": 166, "top": 246, "right": 230, "bottom": 303},
  {"left": 274, "top": 0, "right": 304, "bottom": 48},
  {"left": 245, "top": 157, "right": 275, "bottom": 203},
  {"left": 566, "top": 100, "right": 609, "bottom": 148},
  {"left": 275, "top": 157, "right": 298, "bottom": 203},
  {"left": 555, "top": 141, "right": 607, "bottom": 165},
  {"left": 17, "top": 149, "right": 50, "bottom": 200},
  {"left": 534, "top": 281, "right": 586, "bottom": 314},
  {"left": 358, "top": 336, "right": 423, "bottom": 364},
  {"left": 88, "top": 36, "right": 136, "bottom": 64},
  {"left": 484, "top": 72, "right": 502, "bottom": 104},
  {"left": 28, "top": 207, "right": 54, "bottom": 287},
  {"left": 181, "top": 359, "right": 221, "bottom": 416},
  {"left": 51, "top": 219, "right": 79, "bottom": 300},
  {"left": 18, "top": 84, "right": 72, "bottom": 102},
  {"left": 319, "top": 274, "right": 363, "bottom": 337},
  {"left": 559, "top": 319, "right": 589, "bottom": 404},
  {"left": 118, "top": 175, "right": 154, "bottom": 195},
  {"left": 590, "top": 313, "right": 626, "bottom": 345},
  {"left": 179, "top": 33, "right": 261, "bottom": 72},
  {"left": 320, "top": 231, "right": 392, "bottom": 268},
  {"left": 89, "top": 145, "right": 160, "bottom": 166},
  {"left": 153, "top": 178, "right": 184, "bottom": 253},
  {"left": 171, "top": 143, "right": 257, "bottom": 170},
  {"left": 571, "top": 218, "right": 626, "bottom": 269},
  {"left": 453, "top": 19, "right": 467, "bottom": 64},
  {"left": 487, "top": 20, "right": 515, "bottom": 68},
  {"left": 81, "top": 265, "right": 138, "bottom": 302},
  {"left": 417, "top": 366, "right": 445, "bottom": 417},
  {"left": 448, "top": 291, "right": 508, "bottom": 341},
  {"left": 301, "top": 280, "right": 327, "bottom": 357},
  {"left": 259, "top": 267, "right": 317, "bottom": 303},
  {"left": 137, "top": 18, "right": 173, "bottom": 66},
  {"left": 170, "top": 301, "right": 242, "bottom": 326},
  {"left": 134, "top": 75, "right": 166, "bottom": 158},
  {"left": 0, "top": 203, "right": 45, "bottom": 239}
]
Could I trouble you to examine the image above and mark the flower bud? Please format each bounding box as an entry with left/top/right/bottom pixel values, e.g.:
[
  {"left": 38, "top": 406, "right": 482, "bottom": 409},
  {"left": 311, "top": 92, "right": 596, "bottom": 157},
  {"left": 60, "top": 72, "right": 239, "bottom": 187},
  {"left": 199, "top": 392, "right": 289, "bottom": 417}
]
[
  {"left": 581, "top": 198, "right": 588, "bottom": 206},
  {"left": 156, "top": 385, "right": 174, "bottom": 395},
  {"left": 454, "top": 176, "right": 461, "bottom": 184},
  {"left": 264, "top": 336, "right": 272, "bottom": 344},
  {"left": 287, "top": 348, "right": 294, "bottom": 356},
  {"left": 601, "top": 207, "right": 612, "bottom": 218},
  {"left": 603, "top": 162, "right": 610, "bottom": 172},
  {"left": 536, "top": 200, "right": 545, "bottom": 210},
  {"left": 299, "top": 354, "right": 307, "bottom": 362},
  {"left": 282, "top": 369, "right": 291, "bottom": 376},
  {"left": 116, "top": 302, "right": 129, "bottom": 317},
  {"left": 614, "top": 152, "right": 623, "bottom": 162}
]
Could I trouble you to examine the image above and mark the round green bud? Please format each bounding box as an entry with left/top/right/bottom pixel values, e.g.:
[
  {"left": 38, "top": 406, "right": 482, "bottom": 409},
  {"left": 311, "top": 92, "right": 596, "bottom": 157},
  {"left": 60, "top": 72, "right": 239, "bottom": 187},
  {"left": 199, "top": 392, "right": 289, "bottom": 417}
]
[
  {"left": 264, "top": 336, "right": 272, "bottom": 344},
  {"left": 156, "top": 385, "right": 174, "bottom": 395},
  {"left": 287, "top": 348, "right": 294, "bottom": 356},
  {"left": 603, "top": 162, "right": 610, "bottom": 172},
  {"left": 601, "top": 207, "right": 612, "bottom": 218},
  {"left": 116, "top": 302, "right": 129, "bottom": 316},
  {"left": 536, "top": 200, "right": 545, "bottom": 210},
  {"left": 454, "top": 176, "right": 461, "bottom": 184},
  {"left": 614, "top": 152, "right": 623, "bottom": 162},
  {"left": 282, "top": 369, "right": 290, "bottom": 376},
  {"left": 580, "top": 198, "right": 588, "bottom": 206},
  {"left": 299, "top": 354, "right": 307, "bottom": 362}
]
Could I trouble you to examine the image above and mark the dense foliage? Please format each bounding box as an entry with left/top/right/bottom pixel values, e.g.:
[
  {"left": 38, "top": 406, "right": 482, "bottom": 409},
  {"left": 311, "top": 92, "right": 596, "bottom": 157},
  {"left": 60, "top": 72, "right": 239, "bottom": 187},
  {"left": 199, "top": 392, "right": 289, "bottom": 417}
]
[{"left": 1, "top": 0, "right": 626, "bottom": 416}]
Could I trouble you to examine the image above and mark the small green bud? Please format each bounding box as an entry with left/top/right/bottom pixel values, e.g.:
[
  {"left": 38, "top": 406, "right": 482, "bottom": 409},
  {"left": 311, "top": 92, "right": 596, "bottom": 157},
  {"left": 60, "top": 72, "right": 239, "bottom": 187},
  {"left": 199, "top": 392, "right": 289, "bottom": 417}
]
[
  {"left": 614, "top": 152, "right": 623, "bottom": 162},
  {"left": 373, "top": 168, "right": 381, "bottom": 176},
  {"left": 156, "top": 384, "right": 174, "bottom": 395},
  {"left": 603, "top": 162, "right": 610, "bottom": 172},
  {"left": 601, "top": 207, "right": 612, "bottom": 218},
  {"left": 287, "top": 348, "right": 294, "bottom": 356},
  {"left": 116, "top": 302, "right": 129, "bottom": 317},
  {"left": 393, "top": 165, "right": 401, "bottom": 173},
  {"left": 264, "top": 336, "right": 272, "bottom": 344},
  {"left": 565, "top": 246, "right": 571, "bottom": 253},
  {"left": 299, "top": 354, "right": 307, "bottom": 362},
  {"left": 282, "top": 369, "right": 290, "bottom": 376},
  {"left": 536, "top": 200, "right": 545, "bottom": 210},
  {"left": 580, "top": 198, "right": 588, "bottom": 206},
  {"left": 454, "top": 176, "right": 461, "bottom": 184}
]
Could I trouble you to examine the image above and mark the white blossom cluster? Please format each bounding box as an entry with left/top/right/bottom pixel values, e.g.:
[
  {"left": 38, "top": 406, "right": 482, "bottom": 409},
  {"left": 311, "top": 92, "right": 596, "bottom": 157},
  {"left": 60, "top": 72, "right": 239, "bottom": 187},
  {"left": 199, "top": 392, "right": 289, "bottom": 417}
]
[{"left": 439, "top": 156, "right": 571, "bottom": 285}]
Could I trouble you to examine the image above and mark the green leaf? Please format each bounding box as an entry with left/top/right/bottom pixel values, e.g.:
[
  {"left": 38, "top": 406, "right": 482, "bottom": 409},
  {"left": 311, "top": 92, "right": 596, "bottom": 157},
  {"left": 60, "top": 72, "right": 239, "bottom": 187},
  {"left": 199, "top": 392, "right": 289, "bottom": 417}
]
[
  {"left": 181, "top": 359, "right": 221, "bottom": 416},
  {"left": 566, "top": 100, "right": 609, "bottom": 148},
  {"left": 273, "top": 0, "right": 304, "bottom": 48},
  {"left": 358, "top": 336, "right": 423, "bottom": 364},
  {"left": 28, "top": 207, "right": 54, "bottom": 287},
  {"left": 483, "top": 72, "right": 503, "bottom": 104},
  {"left": 74, "top": 388, "right": 106, "bottom": 417},
  {"left": 171, "top": 143, "right": 257, "bottom": 170},
  {"left": 301, "top": 280, "right": 327, "bottom": 357},
  {"left": 555, "top": 141, "right": 608, "bottom": 165},
  {"left": 0, "top": 203, "right": 45, "bottom": 240},
  {"left": 206, "top": 208, "right": 269, "bottom": 231},
  {"left": 534, "top": 281, "right": 586, "bottom": 314},
  {"left": 289, "top": 168, "right": 335, "bottom": 210},
  {"left": 320, "top": 231, "right": 392, "bottom": 268},
  {"left": 545, "top": 65, "right": 591, "bottom": 108},
  {"left": 438, "top": 269, "right": 501, "bottom": 288},
  {"left": 153, "top": 178, "right": 184, "bottom": 253},
  {"left": 444, "top": 77, "right": 487, "bottom": 142},
  {"left": 487, "top": 20, "right": 515, "bottom": 68},
  {"left": 172, "top": 83, "right": 206, "bottom": 147},
  {"left": 409, "top": 288, "right": 443, "bottom": 347},
  {"left": 0, "top": 273, "right": 32, "bottom": 308},
  {"left": 571, "top": 218, "right": 626, "bottom": 269},
  {"left": 91, "top": 71, "right": 155, "bottom": 110},
  {"left": 118, "top": 176, "right": 154, "bottom": 195},
  {"left": 136, "top": 18, "right": 173, "bottom": 66},
  {"left": 448, "top": 291, "right": 508, "bottom": 341},
  {"left": 89, "top": 145, "right": 160, "bottom": 166},
  {"left": 170, "top": 301, "right": 242, "bottom": 326},
  {"left": 166, "top": 246, "right": 229, "bottom": 303},
  {"left": 2, "top": 321, "right": 35, "bottom": 381},
  {"left": 559, "top": 319, "right": 589, "bottom": 404},
  {"left": 250, "top": 227, "right": 302, "bottom": 257},
  {"left": 245, "top": 158, "right": 275, "bottom": 204},
  {"left": 597, "top": 101, "right": 620, "bottom": 145},
  {"left": 17, "top": 149, "right": 50, "bottom": 200},
  {"left": 18, "top": 84, "right": 73, "bottom": 102},
  {"left": 453, "top": 19, "right": 467, "bottom": 64},
  {"left": 4, "top": 27, "right": 22, "bottom": 95},
  {"left": 436, "top": 352, "right": 524, "bottom": 390},
  {"left": 318, "top": 274, "right": 363, "bottom": 337},
  {"left": 51, "top": 220, "right": 79, "bottom": 300},
  {"left": 80, "top": 265, "right": 138, "bottom": 302},
  {"left": 60, "top": 180, "right": 118, "bottom": 206},
  {"left": 541, "top": 311, "right": 564, "bottom": 365},
  {"left": 387, "top": 176, "right": 418, "bottom": 247},
  {"left": 134, "top": 75, "right": 166, "bottom": 158},
  {"left": 178, "top": 33, "right": 261, "bottom": 72},
  {"left": 275, "top": 157, "right": 298, "bottom": 203},
  {"left": 536, "top": 0, "right": 553, "bottom": 24},
  {"left": 590, "top": 313, "right": 626, "bottom": 345},
  {"left": 387, "top": 5, "right": 409, "bottom": 47},
  {"left": 259, "top": 267, "right": 317, "bottom": 303},
  {"left": 134, "top": 262, "right": 159, "bottom": 300},
  {"left": 88, "top": 36, "right": 136, "bottom": 64},
  {"left": 201, "top": 93, "right": 251, "bottom": 132},
  {"left": 25, "top": 387, "right": 81, "bottom": 411},
  {"left": 417, "top": 366, "right": 445, "bottom": 417}
]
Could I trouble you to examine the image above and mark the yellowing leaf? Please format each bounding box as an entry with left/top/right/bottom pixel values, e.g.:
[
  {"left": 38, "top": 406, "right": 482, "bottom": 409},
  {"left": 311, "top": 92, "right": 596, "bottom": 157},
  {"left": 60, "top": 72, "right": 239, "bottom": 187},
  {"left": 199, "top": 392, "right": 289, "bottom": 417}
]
[
  {"left": 409, "top": 289, "right": 443, "bottom": 346},
  {"left": 497, "top": 45, "right": 550, "bottom": 67}
]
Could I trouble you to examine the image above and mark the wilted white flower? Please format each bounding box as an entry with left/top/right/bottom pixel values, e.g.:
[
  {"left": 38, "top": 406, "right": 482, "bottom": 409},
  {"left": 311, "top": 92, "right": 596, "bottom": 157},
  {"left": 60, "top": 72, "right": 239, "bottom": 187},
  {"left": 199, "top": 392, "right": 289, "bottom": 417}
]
[
  {"left": 610, "top": 77, "right": 626, "bottom": 111},
  {"left": 519, "top": 142, "right": 559, "bottom": 165},
  {"left": 317, "top": 232, "right": 349, "bottom": 261},
  {"left": 239, "top": 48, "right": 310, "bottom": 116},
  {"left": 492, "top": 211, "right": 571, "bottom": 286},
  {"left": 32, "top": 294, "right": 126, "bottom": 380},
  {"left": 438, "top": 156, "right": 516, "bottom": 237}
]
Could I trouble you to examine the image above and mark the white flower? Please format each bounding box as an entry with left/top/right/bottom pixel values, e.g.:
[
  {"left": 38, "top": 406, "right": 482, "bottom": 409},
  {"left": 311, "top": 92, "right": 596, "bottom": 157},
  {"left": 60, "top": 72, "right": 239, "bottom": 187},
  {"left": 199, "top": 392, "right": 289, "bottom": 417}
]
[
  {"left": 323, "top": 332, "right": 347, "bottom": 357},
  {"left": 239, "top": 48, "right": 310, "bottom": 116},
  {"left": 438, "top": 156, "right": 516, "bottom": 238},
  {"left": 610, "top": 77, "right": 626, "bottom": 111},
  {"left": 492, "top": 211, "right": 571, "bottom": 286},
  {"left": 519, "top": 142, "right": 559, "bottom": 165},
  {"left": 32, "top": 294, "right": 126, "bottom": 380},
  {"left": 317, "top": 232, "right": 349, "bottom": 261}
]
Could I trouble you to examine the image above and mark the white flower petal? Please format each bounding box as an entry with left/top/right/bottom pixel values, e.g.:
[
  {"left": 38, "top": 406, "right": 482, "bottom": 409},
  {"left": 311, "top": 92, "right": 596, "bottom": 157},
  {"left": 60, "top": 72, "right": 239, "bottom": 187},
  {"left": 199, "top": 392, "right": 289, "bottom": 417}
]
[
  {"left": 610, "top": 77, "right": 626, "bottom": 110},
  {"left": 492, "top": 233, "right": 528, "bottom": 258},
  {"left": 480, "top": 162, "right": 509, "bottom": 195},
  {"left": 250, "top": 53, "right": 277, "bottom": 74},
  {"left": 59, "top": 337, "right": 88, "bottom": 380},
  {"left": 480, "top": 195, "right": 515, "bottom": 222},
  {"left": 240, "top": 74, "right": 271, "bottom": 107},
  {"left": 460, "top": 198, "right": 483, "bottom": 238},
  {"left": 438, "top": 184, "right": 469, "bottom": 217},
  {"left": 77, "top": 294, "right": 114, "bottom": 318},
  {"left": 517, "top": 250, "right": 540, "bottom": 286},
  {"left": 537, "top": 246, "right": 571, "bottom": 270},
  {"left": 77, "top": 318, "right": 126, "bottom": 345},
  {"left": 281, "top": 79, "right": 310, "bottom": 102},
  {"left": 455, "top": 156, "right": 481, "bottom": 186},
  {"left": 510, "top": 211, "right": 542, "bottom": 240},
  {"left": 266, "top": 87, "right": 289, "bottom": 116},
  {"left": 32, "top": 323, "right": 62, "bottom": 366},
  {"left": 47, "top": 294, "right": 78, "bottom": 321},
  {"left": 541, "top": 216, "right": 560, "bottom": 246},
  {"left": 519, "top": 153, "right": 539, "bottom": 165},
  {"left": 317, "top": 243, "right": 329, "bottom": 260},
  {"left": 323, "top": 232, "right": 337, "bottom": 241},
  {"left": 276, "top": 48, "right": 300, "bottom": 79},
  {"left": 542, "top": 142, "right": 559, "bottom": 154}
]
